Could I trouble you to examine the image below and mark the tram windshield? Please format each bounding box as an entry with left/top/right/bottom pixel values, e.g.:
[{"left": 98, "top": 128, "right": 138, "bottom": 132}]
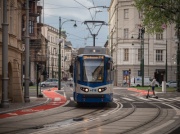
[{"left": 83, "top": 59, "right": 104, "bottom": 82}]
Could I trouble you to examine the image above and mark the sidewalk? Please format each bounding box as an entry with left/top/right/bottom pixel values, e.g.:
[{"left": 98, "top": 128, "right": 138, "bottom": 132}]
[
  {"left": 0, "top": 96, "right": 49, "bottom": 114},
  {"left": 0, "top": 87, "right": 67, "bottom": 118}
]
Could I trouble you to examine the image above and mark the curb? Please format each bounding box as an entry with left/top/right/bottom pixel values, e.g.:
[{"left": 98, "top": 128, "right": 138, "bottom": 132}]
[{"left": 0, "top": 97, "right": 50, "bottom": 114}]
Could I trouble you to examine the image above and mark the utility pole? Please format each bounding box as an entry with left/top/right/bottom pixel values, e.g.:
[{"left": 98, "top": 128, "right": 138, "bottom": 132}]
[
  {"left": 58, "top": 17, "right": 62, "bottom": 90},
  {"left": 24, "top": 0, "right": 30, "bottom": 102},
  {"left": 166, "top": 29, "right": 168, "bottom": 82},
  {"left": 140, "top": 28, "right": 145, "bottom": 87},
  {"left": 1, "top": 0, "right": 9, "bottom": 108},
  {"left": 84, "top": 21, "right": 105, "bottom": 47},
  {"left": 177, "top": 24, "right": 180, "bottom": 92}
]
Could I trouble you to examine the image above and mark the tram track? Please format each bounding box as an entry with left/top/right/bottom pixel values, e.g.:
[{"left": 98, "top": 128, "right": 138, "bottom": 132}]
[
  {"left": 1, "top": 92, "right": 179, "bottom": 134},
  {"left": 0, "top": 101, "right": 119, "bottom": 134},
  {"left": 44, "top": 94, "right": 177, "bottom": 134},
  {"left": 26, "top": 100, "right": 135, "bottom": 134}
]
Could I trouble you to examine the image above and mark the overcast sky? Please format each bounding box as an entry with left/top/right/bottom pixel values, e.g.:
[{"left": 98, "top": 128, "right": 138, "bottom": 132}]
[{"left": 43, "top": 0, "right": 111, "bottom": 48}]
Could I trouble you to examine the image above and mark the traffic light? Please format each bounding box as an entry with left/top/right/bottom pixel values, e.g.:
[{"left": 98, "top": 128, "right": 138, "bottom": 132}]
[
  {"left": 37, "top": 64, "right": 41, "bottom": 71},
  {"left": 129, "top": 69, "right": 131, "bottom": 74}
]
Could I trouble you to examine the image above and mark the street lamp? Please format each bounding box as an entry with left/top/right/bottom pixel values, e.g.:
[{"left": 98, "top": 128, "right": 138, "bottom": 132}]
[
  {"left": 176, "top": 34, "right": 180, "bottom": 92},
  {"left": 51, "top": 57, "right": 54, "bottom": 78},
  {"left": 58, "top": 17, "right": 77, "bottom": 90}
]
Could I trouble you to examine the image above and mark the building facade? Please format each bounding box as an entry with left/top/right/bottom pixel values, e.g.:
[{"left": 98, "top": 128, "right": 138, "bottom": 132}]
[
  {"left": 64, "top": 41, "right": 73, "bottom": 79},
  {"left": 109, "top": 0, "right": 177, "bottom": 86},
  {"left": 27, "top": 0, "right": 46, "bottom": 84},
  {"left": 0, "top": 0, "right": 25, "bottom": 102},
  {"left": 41, "top": 25, "right": 71, "bottom": 80}
]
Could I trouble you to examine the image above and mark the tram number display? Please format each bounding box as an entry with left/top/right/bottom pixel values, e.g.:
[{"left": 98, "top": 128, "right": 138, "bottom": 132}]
[
  {"left": 83, "top": 55, "right": 104, "bottom": 59},
  {"left": 89, "top": 89, "right": 96, "bottom": 92}
]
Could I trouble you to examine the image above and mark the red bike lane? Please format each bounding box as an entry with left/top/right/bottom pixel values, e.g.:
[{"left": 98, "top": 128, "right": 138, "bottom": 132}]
[
  {"left": 0, "top": 88, "right": 67, "bottom": 119},
  {"left": 128, "top": 88, "right": 153, "bottom": 96}
]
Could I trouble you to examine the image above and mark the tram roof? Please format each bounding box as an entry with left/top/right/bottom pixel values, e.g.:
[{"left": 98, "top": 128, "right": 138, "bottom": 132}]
[{"left": 77, "top": 46, "right": 110, "bottom": 55}]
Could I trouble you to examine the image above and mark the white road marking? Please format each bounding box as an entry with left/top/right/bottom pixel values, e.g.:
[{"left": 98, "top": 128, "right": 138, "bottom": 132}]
[
  {"left": 54, "top": 98, "right": 61, "bottom": 101},
  {"left": 7, "top": 113, "right": 18, "bottom": 116},
  {"left": 70, "top": 97, "right": 74, "bottom": 101},
  {"left": 148, "top": 97, "right": 162, "bottom": 101},
  {"left": 122, "top": 97, "right": 134, "bottom": 101},
  {"left": 158, "top": 98, "right": 174, "bottom": 101},
  {"left": 137, "top": 97, "right": 151, "bottom": 101}
]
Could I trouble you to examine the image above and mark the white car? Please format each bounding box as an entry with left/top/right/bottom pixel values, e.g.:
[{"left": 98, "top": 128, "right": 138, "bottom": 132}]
[
  {"left": 166, "top": 81, "right": 177, "bottom": 88},
  {"left": 40, "top": 78, "right": 58, "bottom": 87}
]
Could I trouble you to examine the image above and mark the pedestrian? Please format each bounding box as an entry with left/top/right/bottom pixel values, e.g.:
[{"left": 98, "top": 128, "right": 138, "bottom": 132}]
[{"left": 151, "top": 77, "right": 156, "bottom": 96}]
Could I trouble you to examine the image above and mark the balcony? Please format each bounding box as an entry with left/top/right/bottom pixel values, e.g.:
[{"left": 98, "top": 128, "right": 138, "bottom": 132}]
[
  {"left": 31, "top": 55, "right": 47, "bottom": 63},
  {"left": 37, "top": 5, "right": 42, "bottom": 14},
  {"left": 30, "top": 39, "right": 41, "bottom": 50}
]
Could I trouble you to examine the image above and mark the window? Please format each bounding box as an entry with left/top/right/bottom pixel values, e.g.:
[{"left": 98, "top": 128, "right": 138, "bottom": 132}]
[
  {"left": 48, "top": 35, "right": 50, "bottom": 41},
  {"left": 156, "top": 50, "right": 163, "bottom": 62},
  {"left": 156, "top": 33, "right": 163, "bottom": 40},
  {"left": 18, "top": 3, "right": 21, "bottom": 38},
  {"left": 124, "top": 49, "right": 129, "bottom": 61},
  {"left": 77, "top": 61, "right": 80, "bottom": 81},
  {"left": 124, "top": 9, "right": 129, "bottom": 19},
  {"left": 124, "top": 28, "right": 129, "bottom": 39},
  {"left": 83, "top": 59, "right": 104, "bottom": 82},
  {"left": 138, "top": 49, "right": 141, "bottom": 61},
  {"left": 107, "top": 60, "right": 113, "bottom": 82},
  {"left": 10, "top": 1, "right": 14, "bottom": 34},
  {"left": 29, "top": 20, "right": 34, "bottom": 34}
]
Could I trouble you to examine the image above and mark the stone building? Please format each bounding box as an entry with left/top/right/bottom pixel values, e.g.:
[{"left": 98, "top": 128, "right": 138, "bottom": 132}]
[
  {"left": 64, "top": 41, "right": 73, "bottom": 79},
  {"left": 0, "top": 0, "right": 25, "bottom": 102},
  {"left": 41, "top": 25, "right": 73, "bottom": 80},
  {"left": 108, "top": 0, "right": 177, "bottom": 86},
  {"left": 26, "top": 0, "right": 46, "bottom": 84}
]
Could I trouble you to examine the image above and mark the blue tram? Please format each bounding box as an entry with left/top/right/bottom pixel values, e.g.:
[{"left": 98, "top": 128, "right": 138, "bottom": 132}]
[{"left": 73, "top": 46, "right": 114, "bottom": 104}]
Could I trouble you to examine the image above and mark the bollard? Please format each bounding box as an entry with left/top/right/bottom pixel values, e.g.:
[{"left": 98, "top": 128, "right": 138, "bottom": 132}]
[{"left": 162, "top": 81, "right": 166, "bottom": 93}]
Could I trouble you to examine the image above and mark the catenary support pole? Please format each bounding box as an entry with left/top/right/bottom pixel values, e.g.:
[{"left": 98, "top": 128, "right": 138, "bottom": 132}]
[
  {"left": 24, "top": 0, "right": 30, "bottom": 102},
  {"left": 58, "top": 17, "right": 61, "bottom": 90},
  {"left": 1, "top": 0, "right": 9, "bottom": 108}
]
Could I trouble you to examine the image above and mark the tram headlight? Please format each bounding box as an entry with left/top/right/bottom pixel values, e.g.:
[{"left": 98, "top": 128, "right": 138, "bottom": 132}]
[
  {"left": 98, "top": 87, "right": 107, "bottom": 93},
  {"left": 80, "top": 87, "right": 89, "bottom": 92}
]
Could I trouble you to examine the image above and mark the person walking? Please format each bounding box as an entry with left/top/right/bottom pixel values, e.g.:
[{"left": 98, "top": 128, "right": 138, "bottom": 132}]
[{"left": 151, "top": 78, "right": 156, "bottom": 96}]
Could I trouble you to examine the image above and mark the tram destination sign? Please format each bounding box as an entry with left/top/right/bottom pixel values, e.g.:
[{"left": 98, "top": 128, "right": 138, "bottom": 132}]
[{"left": 83, "top": 55, "right": 104, "bottom": 59}]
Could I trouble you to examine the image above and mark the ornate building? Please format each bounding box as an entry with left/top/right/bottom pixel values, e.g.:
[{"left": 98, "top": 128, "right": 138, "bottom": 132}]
[{"left": 0, "top": 0, "right": 25, "bottom": 102}]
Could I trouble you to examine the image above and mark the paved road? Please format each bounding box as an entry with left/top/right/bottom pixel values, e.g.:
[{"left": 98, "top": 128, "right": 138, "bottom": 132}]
[{"left": 0, "top": 85, "right": 180, "bottom": 134}]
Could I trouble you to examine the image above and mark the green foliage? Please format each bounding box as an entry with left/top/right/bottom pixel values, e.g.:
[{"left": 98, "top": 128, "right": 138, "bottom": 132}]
[{"left": 134, "top": 0, "right": 180, "bottom": 33}]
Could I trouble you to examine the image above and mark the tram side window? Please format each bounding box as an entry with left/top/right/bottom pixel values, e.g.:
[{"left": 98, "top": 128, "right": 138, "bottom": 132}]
[
  {"left": 77, "top": 61, "right": 80, "bottom": 81},
  {"left": 107, "top": 61, "right": 113, "bottom": 82}
]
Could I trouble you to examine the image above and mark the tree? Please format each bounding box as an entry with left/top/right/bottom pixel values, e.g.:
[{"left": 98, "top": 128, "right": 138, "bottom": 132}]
[
  {"left": 134, "top": 0, "right": 180, "bottom": 33},
  {"left": 134, "top": 0, "right": 180, "bottom": 92}
]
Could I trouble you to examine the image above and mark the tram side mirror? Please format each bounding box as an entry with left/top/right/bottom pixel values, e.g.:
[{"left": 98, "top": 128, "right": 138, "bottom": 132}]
[{"left": 69, "top": 65, "right": 73, "bottom": 73}]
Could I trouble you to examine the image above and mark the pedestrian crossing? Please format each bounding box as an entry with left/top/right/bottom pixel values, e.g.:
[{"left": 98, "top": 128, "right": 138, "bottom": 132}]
[
  {"left": 70, "top": 97, "right": 180, "bottom": 102},
  {"left": 119, "top": 97, "right": 180, "bottom": 102}
]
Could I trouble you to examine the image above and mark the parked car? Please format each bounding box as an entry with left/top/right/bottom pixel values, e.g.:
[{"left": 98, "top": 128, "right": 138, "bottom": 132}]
[
  {"left": 40, "top": 78, "right": 58, "bottom": 87},
  {"left": 166, "top": 81, "right": 177, "bottom": 88}
]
